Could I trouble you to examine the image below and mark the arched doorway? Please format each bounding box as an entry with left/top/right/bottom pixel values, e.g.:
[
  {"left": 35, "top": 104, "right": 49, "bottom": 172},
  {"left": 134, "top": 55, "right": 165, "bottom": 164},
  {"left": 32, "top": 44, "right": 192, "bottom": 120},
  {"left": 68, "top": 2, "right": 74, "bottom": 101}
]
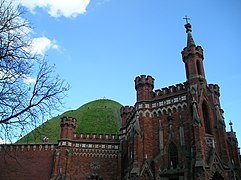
[{"left": 212, "top": 172, "right": 224, "bottom": 180}]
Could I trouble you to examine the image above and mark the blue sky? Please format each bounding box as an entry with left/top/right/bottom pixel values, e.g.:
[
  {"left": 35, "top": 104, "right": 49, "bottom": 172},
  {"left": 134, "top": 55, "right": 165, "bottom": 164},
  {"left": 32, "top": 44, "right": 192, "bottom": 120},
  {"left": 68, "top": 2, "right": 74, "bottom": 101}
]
[{"left": 17, "top": 0, "right": 241, "bottom": 142}]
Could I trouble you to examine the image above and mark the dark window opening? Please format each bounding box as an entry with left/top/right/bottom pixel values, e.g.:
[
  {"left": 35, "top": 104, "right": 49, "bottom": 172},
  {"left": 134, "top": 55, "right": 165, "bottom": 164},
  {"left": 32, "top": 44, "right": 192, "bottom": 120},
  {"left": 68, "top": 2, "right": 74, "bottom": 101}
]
[
  {"left": 185, "top": 63, "right": 189, "bottom": 79},
  {"left": 169, "top": 142, "right": 178, "bottom": 169},
  {"left": 202, "top": 102, "right": 212, "bottom": 134},
  {"left": 196, "top": 60, "right": 202, "bottom": 76},
  {"left": 212, "top": 172, "right": 224, "bottom": 180}
]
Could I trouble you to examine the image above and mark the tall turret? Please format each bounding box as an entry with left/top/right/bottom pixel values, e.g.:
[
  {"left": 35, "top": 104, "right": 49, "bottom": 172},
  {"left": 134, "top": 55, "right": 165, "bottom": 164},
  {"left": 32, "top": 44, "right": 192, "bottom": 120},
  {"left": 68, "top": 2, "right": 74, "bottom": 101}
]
[
  {"left": 135, "top": 75, "right": 154, "bottom": 102},
  {"left": 120, "top": 106, "right": 134, "bottom": 128},
  {"left": 60, "top": 116, "right": 77, "bottom": 139},
  {"left": 181, "top": 21, "right": 206, "bottom": 85},
  {"left": 227, "top": 121, "right": 241, "bottom": 168}
]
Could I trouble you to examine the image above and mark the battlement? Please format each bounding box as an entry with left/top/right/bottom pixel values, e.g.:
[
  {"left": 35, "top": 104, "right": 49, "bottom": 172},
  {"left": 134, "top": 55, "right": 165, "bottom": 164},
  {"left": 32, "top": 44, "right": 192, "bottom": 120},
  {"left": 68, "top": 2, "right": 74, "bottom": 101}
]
[
  {"left": 154, "top": 83, "right": 186, "bottom": 98},
  {"left": 208, "top": 84, "right": 220, "bottom": 96},
  {"left": 181, "top": 45, "right": 203, "bottom": 60},
  {"left": 135, "top": 75, "right": 155, "bottom": 101},
  {"left": 120, "top": 106, "right": 135, "bottom": 116},
  {"left": 0, "top": 144, "right": 57, "bottom": 152},
  {"left": 72, "top": 133, "right": 119, "bottom": 141},
  {"left": 135, "top": 75, "right": 154, "bottom": 89},
  {"left": 61, "top": 116, "right": 77, "bottom": 128},
  {"left": 120, "top": 106, "right": 135, "bottom": 127},
  {"left": 60, "top": 116, "right": 77, "bottom": 139}
]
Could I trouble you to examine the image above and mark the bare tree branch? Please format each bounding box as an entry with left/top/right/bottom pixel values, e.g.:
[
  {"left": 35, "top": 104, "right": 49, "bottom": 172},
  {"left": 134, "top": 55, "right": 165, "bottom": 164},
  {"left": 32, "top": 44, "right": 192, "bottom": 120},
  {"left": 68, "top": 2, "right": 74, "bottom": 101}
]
[{"left": 0, "top": 0, "right": 70, "bottom": 142}]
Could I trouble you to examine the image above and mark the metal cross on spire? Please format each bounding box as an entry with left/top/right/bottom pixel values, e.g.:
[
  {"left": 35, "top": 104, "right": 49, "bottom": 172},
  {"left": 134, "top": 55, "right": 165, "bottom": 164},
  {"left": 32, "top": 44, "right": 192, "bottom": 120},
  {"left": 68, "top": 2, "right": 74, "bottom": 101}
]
[
  {"left": 229, "top": 120, "right": 234, "bottom": 132},
  {"left": 183, "top": 16, "right": 190, "bottom": 24},
  {"left": 183, "top": 16, "right": 195, "bottom": 47}
]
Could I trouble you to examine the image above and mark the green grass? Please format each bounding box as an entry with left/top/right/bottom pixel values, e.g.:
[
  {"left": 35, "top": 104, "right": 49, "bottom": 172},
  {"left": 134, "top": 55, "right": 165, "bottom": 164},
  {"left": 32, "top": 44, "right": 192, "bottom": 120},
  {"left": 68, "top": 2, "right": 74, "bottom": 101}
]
[{"left": 16, "top": 99, "right": 122, "bottom": 144}]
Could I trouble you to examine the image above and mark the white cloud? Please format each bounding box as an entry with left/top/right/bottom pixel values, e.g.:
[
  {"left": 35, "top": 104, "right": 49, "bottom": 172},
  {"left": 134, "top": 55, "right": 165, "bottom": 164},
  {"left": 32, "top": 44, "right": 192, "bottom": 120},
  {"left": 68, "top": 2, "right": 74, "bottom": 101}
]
[
  {"left": 30, "top": 37, "right": 59, "bottom": 55},
  {"left": 0, "top": 69, "right": 36, "bottom": 84},
  {"left": 96, "top": 0, "right": 110, "bottom": 6},
  {"left": 0, "top": 139, "right": 6, "bottom": 144},
  {"left": 19, "top": 0, "right": 90, "bottom": 18},
  {"left": 23, "top": 74, "right": 36, "bottom": 84}
]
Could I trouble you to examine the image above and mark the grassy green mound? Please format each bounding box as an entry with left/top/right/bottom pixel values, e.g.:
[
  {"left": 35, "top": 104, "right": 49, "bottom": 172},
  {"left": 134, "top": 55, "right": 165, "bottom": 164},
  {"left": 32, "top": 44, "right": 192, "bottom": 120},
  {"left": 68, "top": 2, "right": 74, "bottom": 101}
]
[{"left": 17, "top": 99, "right": 122, "bottom": 144}]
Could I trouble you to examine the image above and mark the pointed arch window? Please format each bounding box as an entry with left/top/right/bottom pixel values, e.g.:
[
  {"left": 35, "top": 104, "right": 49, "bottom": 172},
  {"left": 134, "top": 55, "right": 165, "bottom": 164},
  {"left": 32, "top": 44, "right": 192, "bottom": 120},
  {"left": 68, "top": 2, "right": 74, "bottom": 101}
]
[
  {"left": 185, "top": 63, "right": 189, "bottom": 79},
  {"left": 169, "top": 142, "right": 178, "bottom": 169},
  {"left": 202, "top": 102, "right": 212, "bottom": 134},
  {"left": 196, "top": 60, "right": 202, "bottom": 76}
]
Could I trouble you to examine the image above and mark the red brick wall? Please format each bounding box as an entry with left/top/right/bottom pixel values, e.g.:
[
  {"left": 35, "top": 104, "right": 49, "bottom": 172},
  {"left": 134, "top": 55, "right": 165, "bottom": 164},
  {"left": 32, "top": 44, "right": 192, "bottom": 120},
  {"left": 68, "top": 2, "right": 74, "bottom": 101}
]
[
  {"left": 0, "top": 144, "right": 56, "bottom": 180},
  {"left": 67, "top": 156, "right": 119, "bottom": 179}
]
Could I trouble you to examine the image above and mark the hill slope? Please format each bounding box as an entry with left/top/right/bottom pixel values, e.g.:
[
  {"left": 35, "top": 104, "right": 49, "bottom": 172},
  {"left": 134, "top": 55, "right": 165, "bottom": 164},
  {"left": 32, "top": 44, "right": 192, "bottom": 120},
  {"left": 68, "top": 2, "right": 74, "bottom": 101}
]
[{"left": 17, "top": 99, "right": 122, "bottom": 144}]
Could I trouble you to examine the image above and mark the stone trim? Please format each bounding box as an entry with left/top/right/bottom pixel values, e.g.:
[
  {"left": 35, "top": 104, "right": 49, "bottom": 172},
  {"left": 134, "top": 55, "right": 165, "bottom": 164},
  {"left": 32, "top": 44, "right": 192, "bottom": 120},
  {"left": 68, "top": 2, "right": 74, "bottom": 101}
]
[
  {"left": 58, "top": 141, "right": 119, "bottom": 150},
  {"left": 0, "top": 144, "right": 57, "bottom": 151},
  {"left": 71, "top": 148, "right": 118, "bottom": 158}
]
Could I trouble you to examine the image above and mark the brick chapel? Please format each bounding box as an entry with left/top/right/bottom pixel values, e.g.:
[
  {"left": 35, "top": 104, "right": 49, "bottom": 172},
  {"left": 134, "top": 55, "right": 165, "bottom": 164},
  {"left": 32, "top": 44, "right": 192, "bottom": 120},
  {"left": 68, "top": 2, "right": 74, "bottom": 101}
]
[{"left": 0, "top": 22, "right": 240, "bottom": 180}]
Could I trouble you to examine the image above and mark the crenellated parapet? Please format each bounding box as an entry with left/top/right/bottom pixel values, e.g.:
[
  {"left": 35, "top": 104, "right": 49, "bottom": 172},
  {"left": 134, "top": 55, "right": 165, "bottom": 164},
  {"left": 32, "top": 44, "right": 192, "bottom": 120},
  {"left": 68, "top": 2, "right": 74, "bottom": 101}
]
[
  {"left": 181, "top": 45, "right": 203, "bottom": 61},
  {"left": 73, "top": 133, "right": 119, "bottom": 141},
  {"left": 135, "top": 75, "right": 154, "bottom": 89},
  {"left": 120, "top": 106, "right": 135, "bottom": 127},
  {"left": 57, "top": 133, "right": 119, "bottom": 158},
  {"left": 120, "top": 106, "right": 135, "bottom": 115},
  {"left": 61, "top": 116, "right": 77, "bottom": 128},
  {"left": 153, "top": 83, "right": 186, "bottom": 98},
  {"left": 208, "top": 84, "right": 220, "bottom": 97},
  {"left": 57, "top": 141, "right": 119, "bottom": 158},
  {"left": 0, "top": 144, "right": 57, "bottom": 152}
]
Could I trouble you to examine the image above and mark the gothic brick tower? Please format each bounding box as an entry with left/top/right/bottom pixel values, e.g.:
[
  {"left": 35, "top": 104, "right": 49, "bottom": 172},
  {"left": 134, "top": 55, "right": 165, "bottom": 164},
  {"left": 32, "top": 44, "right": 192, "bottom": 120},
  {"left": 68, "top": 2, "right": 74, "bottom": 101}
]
[
  {"left": 120, "top": 21, "right": 241, "bottom": 180},
  {"left": 60, "top": 116, "right": 77, "bottom": 139},
  {"left": 51, "top": 116, "right": 120, "bottom": 180}
]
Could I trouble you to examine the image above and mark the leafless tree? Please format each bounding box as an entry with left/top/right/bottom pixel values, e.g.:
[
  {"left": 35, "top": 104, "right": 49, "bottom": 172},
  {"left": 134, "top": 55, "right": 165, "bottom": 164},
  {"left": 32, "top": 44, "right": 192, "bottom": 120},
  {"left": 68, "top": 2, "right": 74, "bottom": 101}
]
[{"left": 0, "top": 0, "right": 70, "bottom": 142}]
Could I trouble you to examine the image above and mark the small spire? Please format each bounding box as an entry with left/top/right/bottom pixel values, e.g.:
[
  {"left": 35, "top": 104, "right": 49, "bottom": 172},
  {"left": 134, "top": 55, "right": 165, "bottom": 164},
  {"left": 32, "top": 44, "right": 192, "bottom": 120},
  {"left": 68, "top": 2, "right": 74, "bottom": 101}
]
[
  {"left": 183, "top": 16, "right": 196, "bottom": 48},
  {"left": 229, "top": 120, "right": 233, "bottom": 132}
]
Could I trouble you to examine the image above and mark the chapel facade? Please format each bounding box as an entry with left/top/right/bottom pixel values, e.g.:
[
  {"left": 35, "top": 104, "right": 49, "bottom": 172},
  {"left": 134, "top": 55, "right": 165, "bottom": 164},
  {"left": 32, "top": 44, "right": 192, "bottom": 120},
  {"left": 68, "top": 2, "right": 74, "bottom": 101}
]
[
  {"left": 0, "top": 22, "right": 240, "bottom": 180},
  {"left": 119, "top": 22, "right": 241, "bottom": 179}
]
